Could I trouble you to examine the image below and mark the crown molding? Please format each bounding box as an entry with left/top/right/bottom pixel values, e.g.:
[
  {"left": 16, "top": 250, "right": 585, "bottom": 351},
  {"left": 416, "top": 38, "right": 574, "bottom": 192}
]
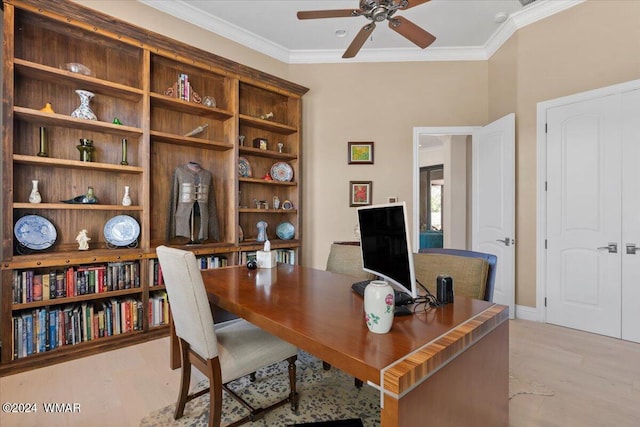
[{"left": 139, "top": 0, "right": 585, "bottom": 64}]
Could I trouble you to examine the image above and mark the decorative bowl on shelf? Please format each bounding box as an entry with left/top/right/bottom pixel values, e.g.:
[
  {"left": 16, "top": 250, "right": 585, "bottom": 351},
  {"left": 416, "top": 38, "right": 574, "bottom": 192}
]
[
  {"left": 276, "top": 221, "right": 295, "bottom": 240},
  {"left": 60, "top": 62, "right": 94, "bottom": 76}
]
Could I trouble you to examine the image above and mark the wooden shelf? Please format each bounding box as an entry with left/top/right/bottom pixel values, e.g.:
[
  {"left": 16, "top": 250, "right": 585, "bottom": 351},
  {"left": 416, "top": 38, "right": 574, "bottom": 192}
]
[
  {"left": 150, "top": 92, "right": 234, "bottom": 119},
  {"left": 14, "top": 107, "right": 143, "bottom": 138},
  {"left": 239, "top": 208, "right": 298, "bottom": 214},
  {"left": 2, "top": 248, "right": 145, "bottom": 270},
  {"left": 239, "top": 114, "right": 298, "bottom": 134},
  {"left": 239, "top": 177, "right": 297, "bottom": 186},
  {"left": 11, "top": 287, "right": 143, "bottom": 310},
  {"left": 15, "top": 59, "right": 144, "bottom": 102},
  {"left": 239, "top": 146, "right": 297, "bottom": 160},
  {"left": 13, "top": 154, "right": 144, "bottom": 173},
  {"left": 13, "top": 202, "right": 143, "bottom": 210},
  {"left": 150, "top": 130, "right": 233, "bottom": 151}
]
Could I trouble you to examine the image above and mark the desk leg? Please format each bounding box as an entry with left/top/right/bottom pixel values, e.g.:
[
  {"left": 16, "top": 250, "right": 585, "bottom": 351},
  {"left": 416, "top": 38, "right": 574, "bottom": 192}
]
[{"left": 381, "top": 321, "right": 509, "bottom": 427}]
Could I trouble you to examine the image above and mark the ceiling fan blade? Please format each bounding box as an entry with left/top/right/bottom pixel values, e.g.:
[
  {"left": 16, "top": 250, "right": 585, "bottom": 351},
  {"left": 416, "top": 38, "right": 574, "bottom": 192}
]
[
  {"left": 297, "top": 9, "right": 359, "bottom": 20},
  {"left": 388, "top": 16, "right": 436, "bottom": 49},
  {"left": 343, "top": 23, "right": 376, "bottom": 58},
  {"left": 399, "top": 0, "right": 431, "bottom": 10}
]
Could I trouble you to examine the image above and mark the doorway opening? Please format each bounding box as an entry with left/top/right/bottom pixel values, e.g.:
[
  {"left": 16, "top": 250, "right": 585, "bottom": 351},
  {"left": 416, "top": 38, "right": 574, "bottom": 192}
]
[
  {"left": 412, "top": 129, "right": 475, "bottom": 252},
  {"left": 419, "top": 164, "right": 444, "bottom": 248}
]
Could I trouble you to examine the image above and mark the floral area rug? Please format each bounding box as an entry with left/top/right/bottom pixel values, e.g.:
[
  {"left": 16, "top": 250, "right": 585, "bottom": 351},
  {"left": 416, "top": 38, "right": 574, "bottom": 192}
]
[
  {"left": 141, "top": 351, "right": 554, "bottom": 427},
  {"left": 140, "top": 351, "right": 380, "bottom": 427}
]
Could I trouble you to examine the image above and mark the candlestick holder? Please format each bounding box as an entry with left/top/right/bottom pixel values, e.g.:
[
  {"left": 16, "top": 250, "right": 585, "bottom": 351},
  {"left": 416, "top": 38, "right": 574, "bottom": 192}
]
[{"left": 121, "top": 138, "right": 128, "bottom": 165}]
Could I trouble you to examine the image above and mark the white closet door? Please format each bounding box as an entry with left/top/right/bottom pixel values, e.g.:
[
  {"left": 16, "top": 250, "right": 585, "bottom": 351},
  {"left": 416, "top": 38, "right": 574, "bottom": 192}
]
[
  {"left": 546, "top": 94, "right": 622, "bottom": 338},
  {"left": 546, "top": 87, "right": 640, "bottom": 343},
  {"left": 621, "top": 89, "right": 640, "bottom": 343}
]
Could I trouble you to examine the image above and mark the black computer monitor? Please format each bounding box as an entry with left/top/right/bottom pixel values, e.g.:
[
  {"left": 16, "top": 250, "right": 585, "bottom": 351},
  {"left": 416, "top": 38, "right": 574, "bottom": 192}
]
[{"left": 357, "top": 202, "right": 418, "bottom": 299}]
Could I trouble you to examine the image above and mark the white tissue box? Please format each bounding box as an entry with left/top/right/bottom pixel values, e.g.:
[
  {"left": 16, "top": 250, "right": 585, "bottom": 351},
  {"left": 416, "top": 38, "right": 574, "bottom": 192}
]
[{"left": 256, "top": 250, "right": 277, "bottom": 268}]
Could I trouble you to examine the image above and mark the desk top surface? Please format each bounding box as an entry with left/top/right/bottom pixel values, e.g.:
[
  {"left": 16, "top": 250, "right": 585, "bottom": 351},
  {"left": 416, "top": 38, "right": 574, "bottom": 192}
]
[{"left": 202, "top": 264, "right": 497, "bottom": 384}]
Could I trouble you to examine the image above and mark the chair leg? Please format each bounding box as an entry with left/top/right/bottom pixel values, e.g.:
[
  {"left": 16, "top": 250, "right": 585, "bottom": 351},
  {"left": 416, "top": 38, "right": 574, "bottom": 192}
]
[
  {"left": 322, "top": 361, "right": 331, "bottom": 371},
  {"left": 206, "top": 358, "right": 223, "bottom": 427},
  {"left": 354, "top": 378, "right": 363, "bottom": 388},
  {"left": 287, "top": 355, "right": 299, "bottom": 411},
  {"left": 174, "top": 339, "right": 192, "bottom": 420}
]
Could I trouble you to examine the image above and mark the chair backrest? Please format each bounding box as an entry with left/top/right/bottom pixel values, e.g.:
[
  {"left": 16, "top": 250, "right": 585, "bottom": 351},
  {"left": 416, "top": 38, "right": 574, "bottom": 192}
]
[
  {"left": 326, "top": 243, "right": 375, "bottom": 280},
  {"left": 417, "top": 248, "right": 497, "bottom": 301},
  {"left": 156, "top": 245, "right": 218, "bottom": 359}
]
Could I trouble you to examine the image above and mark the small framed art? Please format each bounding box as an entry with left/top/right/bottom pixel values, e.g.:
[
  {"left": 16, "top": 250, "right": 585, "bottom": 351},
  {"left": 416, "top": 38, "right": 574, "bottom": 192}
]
[
  {"left": 349, "top": 181, "right": 372, "bottom": 207},
  {"left": 348, "top": 141, "right": 374, "bottom": 164}
]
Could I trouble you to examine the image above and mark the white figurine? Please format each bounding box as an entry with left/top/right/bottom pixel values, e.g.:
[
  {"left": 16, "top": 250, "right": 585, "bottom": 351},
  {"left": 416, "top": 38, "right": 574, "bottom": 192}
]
[{"left": 76, "top": 229, "right": 91, "bottom": 250}]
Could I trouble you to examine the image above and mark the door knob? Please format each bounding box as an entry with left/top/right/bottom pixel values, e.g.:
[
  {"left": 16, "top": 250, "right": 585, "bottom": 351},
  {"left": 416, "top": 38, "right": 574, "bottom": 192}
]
[
  {"left": 626, "top": 243, "right": 640, "bottom": 254},
  {"left": 597, "top": 243, "right": 618, "bottom": 253},
  {"left": 496, "top": 237, "right": 514, "bottom": 246}
]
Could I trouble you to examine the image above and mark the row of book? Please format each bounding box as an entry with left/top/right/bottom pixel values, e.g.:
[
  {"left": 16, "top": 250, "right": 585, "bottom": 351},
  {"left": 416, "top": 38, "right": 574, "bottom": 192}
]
[
  {"left": 240, "top": 249, "right": 296, "bottom": 265},
  {"left": 177, "top": 73, "right": 192, "bottom": 101},
  {"left": 149, "top": 291, "right": 170, "bottom": 327},
  {"left": 148, "top": 255, "right": 229, "bottom": 287},
  {"left": 12, "top": 297, "right": 146, "bottom": 360},
  {"left": 12, "top": 262, "right": 141, "bottom": 304}
]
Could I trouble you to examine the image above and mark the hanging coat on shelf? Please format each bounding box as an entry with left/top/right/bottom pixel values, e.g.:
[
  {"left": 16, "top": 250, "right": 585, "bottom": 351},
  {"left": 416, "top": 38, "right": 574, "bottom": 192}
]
[{"left": 168, "top": 162, "right": 220, "bottom": 241}]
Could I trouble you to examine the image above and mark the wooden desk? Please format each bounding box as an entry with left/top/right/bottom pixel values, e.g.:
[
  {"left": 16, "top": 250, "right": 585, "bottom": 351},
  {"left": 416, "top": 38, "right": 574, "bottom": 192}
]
[{"left": 199, "top": 264, "right": 509, "bottom": 427}]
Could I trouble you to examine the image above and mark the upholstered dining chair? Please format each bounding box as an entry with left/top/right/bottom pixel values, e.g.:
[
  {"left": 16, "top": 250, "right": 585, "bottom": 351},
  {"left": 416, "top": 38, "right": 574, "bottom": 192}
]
[
  {"left": 325, "top": 242, "right": 375, "bottom": 280},
  {"left": 417, "top": 248, "right": 497, "bottom": 302},
  {"left": 156, "top": 245, "right": 299, "bottom": 427}
]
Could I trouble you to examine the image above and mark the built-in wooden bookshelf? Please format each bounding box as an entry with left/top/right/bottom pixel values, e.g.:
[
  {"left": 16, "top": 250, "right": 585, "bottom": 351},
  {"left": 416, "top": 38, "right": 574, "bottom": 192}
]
[{"left": 1, "top": 0, "right": 308, "bottom": 376}]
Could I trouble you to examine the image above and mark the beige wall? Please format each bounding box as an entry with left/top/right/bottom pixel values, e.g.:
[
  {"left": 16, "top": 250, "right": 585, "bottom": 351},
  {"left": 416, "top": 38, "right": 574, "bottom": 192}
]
[
  {"left": 288, "top": 62, "right": 488, "bottom": 270},
  {"left": 75, "top": 0, "right": 640, "bottom": 309},
  {"left": 489, "top": 0, "right": 640, "bottom": 307}
]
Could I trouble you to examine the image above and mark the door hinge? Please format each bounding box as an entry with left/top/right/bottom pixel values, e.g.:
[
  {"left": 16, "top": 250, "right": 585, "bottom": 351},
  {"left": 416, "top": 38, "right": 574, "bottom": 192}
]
[
  {"left": 545, "top": 123, "right": 548, "bottom": 133},
  {"left": 544, "top": 297, "right": 547, "bottom": 307},
  {"left": 545, "top": 181, "right": 548, "bottom": 191},
  {"left": 545, "top": 239, "right": 547, "bottom": 249}
]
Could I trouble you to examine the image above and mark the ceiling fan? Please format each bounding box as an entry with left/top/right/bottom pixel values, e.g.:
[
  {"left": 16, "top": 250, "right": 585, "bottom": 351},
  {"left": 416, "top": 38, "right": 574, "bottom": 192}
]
[{"left": 297, "top": 0, "right": 436, "bottom": 58}]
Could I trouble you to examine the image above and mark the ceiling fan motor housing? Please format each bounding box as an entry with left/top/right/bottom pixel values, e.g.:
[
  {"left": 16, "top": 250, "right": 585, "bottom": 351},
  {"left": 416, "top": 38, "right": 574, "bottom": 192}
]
[{"left": 371, "top": 6, "right": 388, "bottom": 22}]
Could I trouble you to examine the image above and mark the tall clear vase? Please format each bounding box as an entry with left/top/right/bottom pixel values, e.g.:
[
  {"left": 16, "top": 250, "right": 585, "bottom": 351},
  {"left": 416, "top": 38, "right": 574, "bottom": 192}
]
[{"left": 71, "top": 89, "right": 97, "bottom": 120}]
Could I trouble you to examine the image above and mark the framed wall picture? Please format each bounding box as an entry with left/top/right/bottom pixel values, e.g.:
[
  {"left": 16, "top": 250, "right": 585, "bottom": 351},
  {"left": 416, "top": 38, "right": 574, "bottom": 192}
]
[
  {"left": 348, "top": 141, "right": 374, "bottom": 164},
  {"left": 349, "top": 181, "right": 372, "bottom": 207}
]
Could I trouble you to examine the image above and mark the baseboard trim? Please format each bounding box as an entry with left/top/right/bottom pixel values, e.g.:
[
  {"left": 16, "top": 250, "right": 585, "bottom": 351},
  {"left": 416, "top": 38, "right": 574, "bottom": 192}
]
[{"left": 514, "top": 304, "right": 542, "bottom": 322}]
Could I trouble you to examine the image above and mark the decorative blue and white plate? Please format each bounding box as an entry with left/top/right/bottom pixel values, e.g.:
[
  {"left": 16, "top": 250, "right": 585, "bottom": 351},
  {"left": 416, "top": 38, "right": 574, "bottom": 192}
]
[
  {"left": 270, "top": 162, "right": 293, "bottom": 182},
  {"left": 276, "top": 221, "right": 295, "bottom": 240},
  {"left": 104, "top": 215, "right": 140, "bottom": 247},
  {"left": 238, "top": 156, "right": 252, "bottom": 177},
  {"left": 14, "top": 215, "right": 57, "bottom": 250}
]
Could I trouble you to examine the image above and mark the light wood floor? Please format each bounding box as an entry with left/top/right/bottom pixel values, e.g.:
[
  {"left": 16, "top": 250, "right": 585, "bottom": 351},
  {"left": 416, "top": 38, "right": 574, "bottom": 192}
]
[{"left": 1, "top": 319, "right": 639, "bottom": 426}]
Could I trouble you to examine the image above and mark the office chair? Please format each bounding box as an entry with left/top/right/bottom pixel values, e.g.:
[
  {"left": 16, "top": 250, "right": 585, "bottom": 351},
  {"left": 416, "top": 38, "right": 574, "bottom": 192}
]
[
  {"left": 325, "top": 242, "right": 374, "bottom": 387},
  {"left": 417, "top": 248, "right": 497, "bottom": 302},
  {"left": 156, "top": 246, "right": 299, "bottom": 427}
]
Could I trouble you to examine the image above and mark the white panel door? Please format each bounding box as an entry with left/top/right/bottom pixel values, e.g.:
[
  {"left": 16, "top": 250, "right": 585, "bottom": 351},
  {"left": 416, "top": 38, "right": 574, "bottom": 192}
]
[
  {"left": 472, "top": 113, "right": 515, "bottom": 317},
  {"left": 546, "top": 94, "right": 622, "bottom": 337},
  {"left": 621, "top": 89, "right": 640, "bottom": 343}
]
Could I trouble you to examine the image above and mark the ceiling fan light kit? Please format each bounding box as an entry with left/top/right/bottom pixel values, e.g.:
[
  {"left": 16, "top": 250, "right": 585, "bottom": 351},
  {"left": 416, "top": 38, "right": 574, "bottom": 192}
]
[{"left": 297, "top": 0, "right": 436, "bottom": 59}]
